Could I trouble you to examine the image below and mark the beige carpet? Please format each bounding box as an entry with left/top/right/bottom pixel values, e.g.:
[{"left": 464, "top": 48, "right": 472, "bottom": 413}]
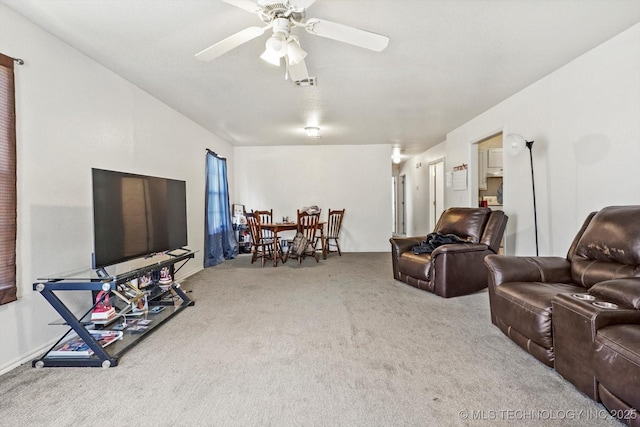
[{"left": 0, "top": 253, "right": 622, "bottom": 426}]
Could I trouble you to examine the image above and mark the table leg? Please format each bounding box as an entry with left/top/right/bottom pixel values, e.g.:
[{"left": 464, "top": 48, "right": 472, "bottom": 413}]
[{"left": 321, "top": 225, "right": 326, "bottom": 260}]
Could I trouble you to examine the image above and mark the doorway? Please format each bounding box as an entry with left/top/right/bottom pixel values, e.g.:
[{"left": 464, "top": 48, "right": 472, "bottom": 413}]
[
  {"left": 476, "top": 133, "right": 503, "bottom": 209},
  {"left": 428, "top": 159, "right": 445, "bottom": 231},
  {"left": 391, "top": 176, "right": 397, "bottom": 234},
  {"left": 475, "top": 132, "right": 504, "bottom": 253},
  {"left": 396, "top": 174, "right": 406, "bottom": 235}
]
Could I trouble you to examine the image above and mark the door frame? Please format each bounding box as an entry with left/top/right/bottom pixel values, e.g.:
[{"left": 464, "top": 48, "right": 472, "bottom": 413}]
[
  {"left": 428, "top": 158, "right": 445, "bottom": 231},
  {"left": 397, "top": 174, "right": 406, "bottom": 235}
]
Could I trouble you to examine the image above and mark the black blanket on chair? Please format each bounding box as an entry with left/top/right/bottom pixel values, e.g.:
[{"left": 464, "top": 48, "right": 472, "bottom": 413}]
[{"left": 412, "top": 233, "right": 470, "bottom": 255}]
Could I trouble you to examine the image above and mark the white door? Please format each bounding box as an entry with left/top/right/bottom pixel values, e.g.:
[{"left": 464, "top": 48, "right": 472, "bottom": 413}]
[
  {"left": 429, "top": 160, "right": 445, "bottom": 231},
  {"left": 398, "top": 175, "right": 406, "bottom": 235},
  {"left": 391, "top": 176, "right": 397, "bottom": 234}
]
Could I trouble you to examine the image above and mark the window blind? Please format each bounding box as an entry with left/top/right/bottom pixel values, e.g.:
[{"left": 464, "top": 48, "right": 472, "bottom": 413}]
[{"left": 0, "top": 53, "right": 17, "bottom": 305}]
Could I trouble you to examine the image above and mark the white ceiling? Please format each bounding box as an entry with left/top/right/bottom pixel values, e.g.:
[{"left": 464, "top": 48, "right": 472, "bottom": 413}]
[{"left": 3, "top": 0, "right": 640, "bottom": 160}]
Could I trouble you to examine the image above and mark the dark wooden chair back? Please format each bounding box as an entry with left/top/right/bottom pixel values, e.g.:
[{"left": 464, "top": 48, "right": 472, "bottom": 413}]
[
  {"left": 245, "top": 212, "right": 273, "bottom": 266},
  {"left": 327, "top": 209, "right": 345, "bottom": 238},
  {"left": 245, "top": 212, "right": 262, "bottom": 243},
  {"left": 325, "top": 209, "right": 345, "bottom": 256},
  {"left": 254, "top": 209, "right": 274, "bottom": 239},
  {"left": 297, "top": 210, "right": 320, "bottom": 243},
  {"left": 283, "top": 209, "right": 320, "bottom": 264}
]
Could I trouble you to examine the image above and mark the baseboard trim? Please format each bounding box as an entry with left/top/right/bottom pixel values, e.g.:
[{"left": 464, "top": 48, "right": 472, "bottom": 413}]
[{"left": 0, "top": 340, "right": 59, "bottom": 375}]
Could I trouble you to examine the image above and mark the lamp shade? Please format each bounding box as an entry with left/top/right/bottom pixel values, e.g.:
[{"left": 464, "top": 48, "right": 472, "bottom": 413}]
[
  {"left": 286, "top": 37, "right": 307, "bottom": 65},
  {"left": 260, "top": 48, "right": 281, "bottom": 66},
  {"left": 506, "top": 133, "right": 527, "bottom": 156}
]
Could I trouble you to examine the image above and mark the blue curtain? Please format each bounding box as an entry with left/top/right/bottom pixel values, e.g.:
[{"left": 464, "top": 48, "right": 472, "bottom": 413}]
[{"left": 204, "top": 151, "right": 238, "bottom": 267}]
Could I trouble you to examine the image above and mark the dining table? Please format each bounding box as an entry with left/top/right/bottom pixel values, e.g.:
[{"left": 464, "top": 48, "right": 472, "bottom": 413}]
[{"left": 261, "top": 222, "right": 326, "bottom": 267}]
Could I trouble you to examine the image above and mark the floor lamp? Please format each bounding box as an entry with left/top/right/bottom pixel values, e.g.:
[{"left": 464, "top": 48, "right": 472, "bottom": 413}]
[{"left": 506, "top": 134, "right": 539, "bottom": 256}]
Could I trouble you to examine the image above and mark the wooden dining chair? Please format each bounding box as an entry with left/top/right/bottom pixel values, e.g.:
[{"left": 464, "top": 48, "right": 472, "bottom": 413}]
[
  {"left": 324, "top": 209, "right": 345, "bottom": 256},
  {"left": 253, "top": 209, "right": 275, "bottom": 240},
  {"left": 285, "top": 210, "right": 320, "bottom": 265},
  {"left": 245, "top": 212, "right": 276, "bottom": 267}
]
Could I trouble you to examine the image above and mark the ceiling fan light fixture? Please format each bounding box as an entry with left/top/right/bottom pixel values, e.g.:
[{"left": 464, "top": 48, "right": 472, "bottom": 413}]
[
  {"left": 265, "top": 31, "right": 288, "bottom": 57},
  {"left": 260, "top": 48, "right": 281, "bottom": 66},
  {"left": 286, "top": 36, "right": 307, "bottom": 65},
  {"left": 263, "top": 17, "right": 290, "bottom": 58}
]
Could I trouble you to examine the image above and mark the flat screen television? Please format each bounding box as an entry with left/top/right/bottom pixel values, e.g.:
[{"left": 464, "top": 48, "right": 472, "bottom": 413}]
[{"left": 92, "top": 168, "right": 188, "bottom": 269}]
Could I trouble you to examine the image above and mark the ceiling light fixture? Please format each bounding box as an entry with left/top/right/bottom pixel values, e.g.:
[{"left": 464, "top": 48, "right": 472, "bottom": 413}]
[
  {"left": 391, "top": 146, "right": 402, "bottom": 164},
  {"left": 286, "top": 36, "right": 307, "bottom": 65},
  {"left": 265, "top": 31, "right": 287, "bottom": 56},
  {"left": 260, "top": 17, "right": 291, "bottom": 66},
  {"left": 260, "top": 48, "right": 282, "bottom": 66},
  {"left": 305, "top": 126, "right": 321, "bottom": 138}
]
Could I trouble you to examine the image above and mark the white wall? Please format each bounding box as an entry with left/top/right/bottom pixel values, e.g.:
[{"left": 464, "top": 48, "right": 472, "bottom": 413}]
[
  {"left": 438, "top": 23, "right": 640, "bottom": 256},
  {"left": 0, "top": 4, "right": 233, "bottom": 373},
  {"left": 234, "top": 144, "right": 392, "bottom": 252}
]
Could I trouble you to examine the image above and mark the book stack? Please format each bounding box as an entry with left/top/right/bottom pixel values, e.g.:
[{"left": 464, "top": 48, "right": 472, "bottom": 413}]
[
  {"left": 91, "top": 290, "right": 117, "bottom": 322},
  {"left": 90, "top": 306, "right": 116, "bottom": 322}
]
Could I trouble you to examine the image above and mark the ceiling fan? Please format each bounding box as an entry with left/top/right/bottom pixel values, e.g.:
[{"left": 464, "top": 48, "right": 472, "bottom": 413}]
[{"left": 195, "top": 0, "right": 390, "bottom": 84}]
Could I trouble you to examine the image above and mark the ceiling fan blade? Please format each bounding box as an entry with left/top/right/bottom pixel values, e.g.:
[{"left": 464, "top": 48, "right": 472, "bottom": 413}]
[
  {"left": 287, "top": 57, "right": 309, "bottom": 82},
  {"left": 195, "top": 26, "right": 267, "bottom": 61},
  {"left": 305, "top": 18, "right": 389, "bottom": 52},
  {"left": 223, "top": 0, "right": 262, "bottom": 14}
]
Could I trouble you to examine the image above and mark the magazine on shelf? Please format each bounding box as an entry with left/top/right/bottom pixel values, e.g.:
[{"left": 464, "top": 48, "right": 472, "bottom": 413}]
[
  {"left": 47, "top": 330, "right": 123, "bottom": 357},
  {"left": 149, "top": 306, "right": 165, "bottom": 314},
  {"left": 126, "top": 318, "right": 152, "bottom": 333}
]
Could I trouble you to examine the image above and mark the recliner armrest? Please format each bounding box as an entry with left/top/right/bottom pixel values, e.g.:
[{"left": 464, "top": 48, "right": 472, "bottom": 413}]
[
  {"left": 432, "top": 243, "right": 489, "bottom": 255},
  {"left": 389, "top": 236, "right": 425, "bottom": 256},
  {"left": 389, "top": 236, "right": 425, "bottom": 281},
  {"left": 484, "top": 255, "right": 572, "bottom": 287},
  {"left": 553, "top": 293, "right": 640, "bottom": 334},
  {"left": 588, "top": 278, "right": 640, "bottom": 310}
]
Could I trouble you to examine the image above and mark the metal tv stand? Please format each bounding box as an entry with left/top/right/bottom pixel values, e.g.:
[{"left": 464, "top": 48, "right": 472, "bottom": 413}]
[{"left": 32, "top": 250, "right": 196, "bottom": 368}]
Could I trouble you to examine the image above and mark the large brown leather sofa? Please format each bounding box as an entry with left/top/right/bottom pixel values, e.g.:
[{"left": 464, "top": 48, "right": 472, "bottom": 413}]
[
  {"left": 390, "top": 207, "right": 507, "bottom": 298},
  {"left": 485, "top": 205, "right": 640, "bottom": 426},
  {"left": 484, "top": 205, "right": 640, "bottom": 367}
]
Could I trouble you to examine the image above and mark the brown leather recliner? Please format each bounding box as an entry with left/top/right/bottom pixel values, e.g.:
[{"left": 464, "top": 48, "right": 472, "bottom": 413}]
[
  {"left": 484, "top": 205, "right": 640, "bottom": 368},
  {"left": 390, "top": 207, "right": 508, "bottom": 298},
  {"left": 590, "top": 278, "right": 640, "bottom": 426}
]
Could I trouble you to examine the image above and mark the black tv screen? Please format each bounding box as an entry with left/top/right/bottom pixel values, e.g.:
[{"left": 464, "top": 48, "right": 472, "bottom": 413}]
[{"left": 92, "top": 168, "right": 188, "bottom": 268}]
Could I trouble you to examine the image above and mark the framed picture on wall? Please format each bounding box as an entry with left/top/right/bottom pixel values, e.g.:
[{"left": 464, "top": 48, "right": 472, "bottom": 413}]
[{"left": 233, "top": 204, "right": 245, "bottom": 216}]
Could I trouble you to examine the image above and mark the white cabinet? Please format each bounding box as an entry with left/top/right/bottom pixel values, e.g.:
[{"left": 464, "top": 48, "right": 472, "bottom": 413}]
[
  {"left": 487, "top": 148, "right": 503, "bottom": 176},
  {"left": 478, "top": 150, "right": 487, "bottom": 190},
  {"left": 479, "top": 148, "right": 503, "bottom": 190}
]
